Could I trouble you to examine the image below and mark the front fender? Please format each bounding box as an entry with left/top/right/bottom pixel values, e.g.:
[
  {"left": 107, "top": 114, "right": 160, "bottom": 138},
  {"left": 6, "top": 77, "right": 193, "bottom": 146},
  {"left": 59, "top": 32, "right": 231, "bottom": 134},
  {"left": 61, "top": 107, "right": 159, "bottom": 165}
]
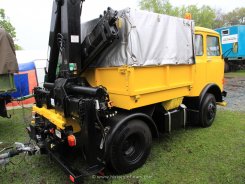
[{"left": 199, "top": 83, "right": 223, "bottom": 105}]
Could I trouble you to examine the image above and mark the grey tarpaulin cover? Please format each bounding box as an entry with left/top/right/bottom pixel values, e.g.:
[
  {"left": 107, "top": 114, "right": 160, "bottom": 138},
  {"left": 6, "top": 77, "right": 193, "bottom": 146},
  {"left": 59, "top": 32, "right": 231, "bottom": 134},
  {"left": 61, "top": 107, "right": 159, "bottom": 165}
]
[
  {"left": 0, "top": 28, "right": 18, "bottom": 74},
  {"left": 81, "top": 8, "right": 195, "bottom": 67}
]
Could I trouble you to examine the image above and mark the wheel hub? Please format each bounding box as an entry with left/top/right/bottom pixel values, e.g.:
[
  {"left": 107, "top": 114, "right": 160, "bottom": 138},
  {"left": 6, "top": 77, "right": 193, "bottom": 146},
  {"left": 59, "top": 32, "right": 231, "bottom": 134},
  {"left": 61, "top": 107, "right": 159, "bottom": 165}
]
[
  {"left": 123, "top": 141, "right": 135, "bottom": 156},
  {"left": 207, "top": 102, "right": 216, "bottom": 120},
  {"left": 121, "top": 134, "right": 144, "bottom": 163}
]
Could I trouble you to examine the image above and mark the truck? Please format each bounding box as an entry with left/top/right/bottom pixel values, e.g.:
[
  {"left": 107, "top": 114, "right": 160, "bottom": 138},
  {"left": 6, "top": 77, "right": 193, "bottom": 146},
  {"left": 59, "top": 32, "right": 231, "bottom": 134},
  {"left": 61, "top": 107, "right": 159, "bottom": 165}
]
[
  {"left": 0, "top": 28, "right": 19, "bottom": 118},
  {"left": 215, "top": 25, "right": 245, "bottom": 72},
  {"left": 27, "top": 1, "right": 226, "bottom": 183}
]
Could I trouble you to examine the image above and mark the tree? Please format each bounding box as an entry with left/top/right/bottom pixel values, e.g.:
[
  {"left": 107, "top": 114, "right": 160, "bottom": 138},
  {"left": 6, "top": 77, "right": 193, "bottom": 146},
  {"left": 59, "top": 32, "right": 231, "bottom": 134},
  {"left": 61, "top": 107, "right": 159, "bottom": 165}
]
[
  {"left": 188, "top": 5, "right": 216, "bottom": 28},
  {"left": 139, "top": 0, "right": 216, "bottom": 28},
  {"left": 139, "top": 0, "right": 179, "bottom": 16},
  {"left": 213, "top": 8, "right": 225, "bottom": 28},
  {"left": 212, "top": 7, "right": 245, "bottom": 28},
  {"left": 223, "top": 8, "right": 245, "bottom": 26},
  {"left": 0, "top": 8, "right": 22, "bottom": 50}
]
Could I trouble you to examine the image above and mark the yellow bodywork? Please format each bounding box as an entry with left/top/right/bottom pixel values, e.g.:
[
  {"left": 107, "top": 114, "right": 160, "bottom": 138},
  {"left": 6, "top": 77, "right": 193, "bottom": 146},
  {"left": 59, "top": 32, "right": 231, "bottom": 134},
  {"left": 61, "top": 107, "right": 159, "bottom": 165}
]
[
  {"left": 33, "top": 106, "right": 81, "bottom": 133},
  {"left": 33, "top": 27, "right": 224, "bottom": 130},
  {"left": 83, "top": 27, "right": 224, "bottom": 110},
  {"left": 189, "top": 27, "right": 224, "bottom": 96},
  {"left": 84, "top": 65, "right": 194, "bottom": 110}
]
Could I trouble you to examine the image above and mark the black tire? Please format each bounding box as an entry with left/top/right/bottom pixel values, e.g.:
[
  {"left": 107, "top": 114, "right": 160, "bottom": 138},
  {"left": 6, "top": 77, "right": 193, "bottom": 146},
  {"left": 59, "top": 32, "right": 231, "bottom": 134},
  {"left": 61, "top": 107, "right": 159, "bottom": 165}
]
[
  {"left": 199, "top": 93, "right": 217, "bottom": 127},
  {"left": 108, "top": 119, "right": 152, "bottom": 174}
]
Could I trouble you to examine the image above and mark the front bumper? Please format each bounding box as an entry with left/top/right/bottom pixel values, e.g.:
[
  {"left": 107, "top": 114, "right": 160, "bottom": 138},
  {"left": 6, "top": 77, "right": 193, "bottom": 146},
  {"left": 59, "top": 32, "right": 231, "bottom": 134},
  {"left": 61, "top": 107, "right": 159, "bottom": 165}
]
[{"left": 217, "top": 91, "right": 227, "bottom": 106}]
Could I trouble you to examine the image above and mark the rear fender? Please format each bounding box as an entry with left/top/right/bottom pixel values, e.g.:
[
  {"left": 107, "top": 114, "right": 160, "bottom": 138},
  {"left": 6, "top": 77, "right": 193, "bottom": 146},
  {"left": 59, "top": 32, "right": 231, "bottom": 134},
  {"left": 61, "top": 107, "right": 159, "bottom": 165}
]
[{"left": 105, "top": 112, "right": 159, "bottom": 156}]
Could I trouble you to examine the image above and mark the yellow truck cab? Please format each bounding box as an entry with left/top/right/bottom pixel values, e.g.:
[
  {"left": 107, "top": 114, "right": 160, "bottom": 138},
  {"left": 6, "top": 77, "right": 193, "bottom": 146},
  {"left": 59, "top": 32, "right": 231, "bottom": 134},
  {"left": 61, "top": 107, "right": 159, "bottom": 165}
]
[
  {"left": 192, "top": 27, "right": 225, "bottom": 97},
  {"left": 29, "top": 5, "right": 227, "bottom": 182}
]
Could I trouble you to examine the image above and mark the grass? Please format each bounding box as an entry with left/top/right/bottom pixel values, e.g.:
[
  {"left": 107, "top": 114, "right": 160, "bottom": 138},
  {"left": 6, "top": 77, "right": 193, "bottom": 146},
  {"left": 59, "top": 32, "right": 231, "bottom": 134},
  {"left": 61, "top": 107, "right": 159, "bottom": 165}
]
[
  {"left": 225, "top": 70, "right": 245, "bottom": 77},
  {"left": 0, "top": 109, "right": 244, "bottom": 184}
]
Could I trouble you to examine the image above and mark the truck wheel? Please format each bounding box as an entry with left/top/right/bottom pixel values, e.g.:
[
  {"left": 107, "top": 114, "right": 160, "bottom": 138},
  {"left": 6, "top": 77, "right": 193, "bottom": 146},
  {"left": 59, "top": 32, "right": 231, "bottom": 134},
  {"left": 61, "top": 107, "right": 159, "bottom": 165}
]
[
  {"left": 199, "top": 93, "right": 216, "bottom": 127},
  {"left": 109, "top": 119, "right": 152, "bottom": 174}
]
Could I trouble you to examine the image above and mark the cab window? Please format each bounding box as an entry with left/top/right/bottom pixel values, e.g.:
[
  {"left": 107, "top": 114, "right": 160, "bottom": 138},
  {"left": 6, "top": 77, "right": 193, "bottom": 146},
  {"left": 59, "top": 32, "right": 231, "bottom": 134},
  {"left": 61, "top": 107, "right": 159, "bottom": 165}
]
[
  {"left": 207, "top": 36, "right": 220, "bottom": 56},
  {"left": 195, "top": 34, "right": 203, "bottom": 56}
]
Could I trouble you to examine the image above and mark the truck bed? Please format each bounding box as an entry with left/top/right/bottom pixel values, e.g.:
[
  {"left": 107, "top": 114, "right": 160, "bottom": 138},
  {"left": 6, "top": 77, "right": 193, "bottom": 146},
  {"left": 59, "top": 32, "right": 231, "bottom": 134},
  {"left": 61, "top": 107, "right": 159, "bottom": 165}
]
[{"left": 84, "top": 65, "right": 194, "bottom": 110}]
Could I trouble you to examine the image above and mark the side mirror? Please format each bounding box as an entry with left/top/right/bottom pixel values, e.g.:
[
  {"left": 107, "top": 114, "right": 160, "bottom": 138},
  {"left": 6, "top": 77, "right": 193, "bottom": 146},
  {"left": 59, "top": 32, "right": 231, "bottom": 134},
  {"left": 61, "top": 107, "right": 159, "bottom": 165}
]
[{"left": 232, "top": 42, "right": 238, "bottom": 53}]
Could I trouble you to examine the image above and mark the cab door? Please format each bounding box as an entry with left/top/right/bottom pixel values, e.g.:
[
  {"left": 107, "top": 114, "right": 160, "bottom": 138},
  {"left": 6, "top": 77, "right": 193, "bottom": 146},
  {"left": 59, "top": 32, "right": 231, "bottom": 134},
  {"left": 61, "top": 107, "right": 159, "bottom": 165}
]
[
  {"left": 205, "top": 34, "right": 224, "bottom": 85},
  {"left": 193, "top": 33, "right": 207, "bottom": 93}
]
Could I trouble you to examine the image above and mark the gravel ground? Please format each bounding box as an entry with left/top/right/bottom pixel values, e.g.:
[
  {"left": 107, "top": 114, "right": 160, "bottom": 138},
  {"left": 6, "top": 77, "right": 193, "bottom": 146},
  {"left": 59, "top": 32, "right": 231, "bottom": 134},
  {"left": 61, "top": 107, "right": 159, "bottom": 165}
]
[{"left": 219, "top": 76, "right": 245, "bottom": 111}]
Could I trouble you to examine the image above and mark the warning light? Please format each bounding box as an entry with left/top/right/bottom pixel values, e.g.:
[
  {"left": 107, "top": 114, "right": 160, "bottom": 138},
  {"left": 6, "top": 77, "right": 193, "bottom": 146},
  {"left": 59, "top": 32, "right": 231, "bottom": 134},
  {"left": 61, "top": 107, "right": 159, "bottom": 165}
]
[
  {"left": 184, "top": 13, "right": 192, "bottom": 20},
  {"left": 68, "top": 135, "right": 76, "bottom": 147},
  {"left": 69, "top": 175, "right": 75, "bottom": 183},
  {"left": 49, "top": 128, "right": 55, "bottom": 134}
]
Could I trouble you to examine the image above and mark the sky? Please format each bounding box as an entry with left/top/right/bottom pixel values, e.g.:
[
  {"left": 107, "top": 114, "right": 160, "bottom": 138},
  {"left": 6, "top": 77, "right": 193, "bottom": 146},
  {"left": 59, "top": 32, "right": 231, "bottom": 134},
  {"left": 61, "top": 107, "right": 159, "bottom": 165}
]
[{"left": 0, "top": 0, "right": 244, "bottom": 51}]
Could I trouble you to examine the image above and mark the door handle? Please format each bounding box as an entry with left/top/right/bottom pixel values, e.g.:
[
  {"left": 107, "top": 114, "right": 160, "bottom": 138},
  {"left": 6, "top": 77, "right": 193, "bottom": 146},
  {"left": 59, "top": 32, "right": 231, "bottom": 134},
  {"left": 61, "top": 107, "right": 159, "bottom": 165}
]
[{"left": 207, "top": 58, "right": 212, "bottom": 62}]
